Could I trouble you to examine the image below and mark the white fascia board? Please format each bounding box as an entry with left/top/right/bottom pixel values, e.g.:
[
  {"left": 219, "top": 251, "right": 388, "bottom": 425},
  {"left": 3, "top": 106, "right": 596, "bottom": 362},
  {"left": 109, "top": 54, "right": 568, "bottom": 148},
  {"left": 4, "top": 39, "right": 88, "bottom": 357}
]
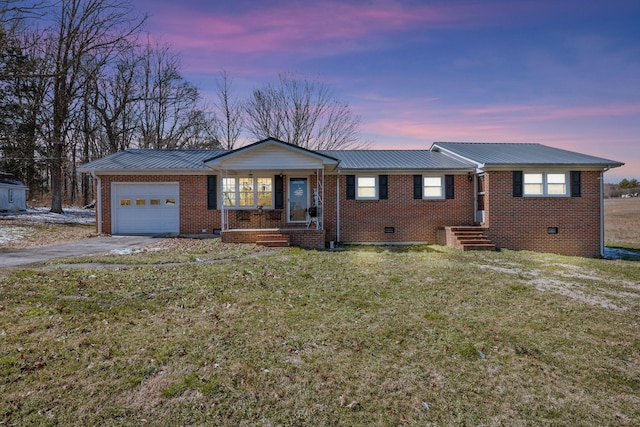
[
  {"left": 205, "top": 139, "right": 339, "bottom": 167},
  {"left": 430, "top": 144, "right": 485, "bottom": 169},
  {"left": 481, "top": 164, "right": 618, "bottom": 172},
  {"left": 333, "top": 168, "right": 475, "bottom": 175}
]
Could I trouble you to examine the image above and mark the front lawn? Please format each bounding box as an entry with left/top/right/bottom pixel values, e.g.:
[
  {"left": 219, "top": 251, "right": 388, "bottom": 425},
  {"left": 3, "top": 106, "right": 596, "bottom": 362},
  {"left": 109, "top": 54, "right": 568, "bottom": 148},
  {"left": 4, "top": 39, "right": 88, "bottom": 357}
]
[{"left": 1, "top": 244, "right": 639, "bottom": 425}]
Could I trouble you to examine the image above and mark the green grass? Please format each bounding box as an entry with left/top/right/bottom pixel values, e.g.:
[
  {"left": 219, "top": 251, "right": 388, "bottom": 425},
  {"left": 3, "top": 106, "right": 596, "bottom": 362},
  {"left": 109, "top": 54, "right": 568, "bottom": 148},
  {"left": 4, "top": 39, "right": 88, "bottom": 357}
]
[{"left": 1, "top": 244, "right": 640, "bottom": 426}]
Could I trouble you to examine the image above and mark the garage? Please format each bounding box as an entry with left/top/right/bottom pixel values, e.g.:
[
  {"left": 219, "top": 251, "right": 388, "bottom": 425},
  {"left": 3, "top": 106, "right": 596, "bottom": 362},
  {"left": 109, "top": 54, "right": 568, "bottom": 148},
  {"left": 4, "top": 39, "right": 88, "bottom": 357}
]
[{"left": 112, "top": 183, "right": 179, "bottom": 234}]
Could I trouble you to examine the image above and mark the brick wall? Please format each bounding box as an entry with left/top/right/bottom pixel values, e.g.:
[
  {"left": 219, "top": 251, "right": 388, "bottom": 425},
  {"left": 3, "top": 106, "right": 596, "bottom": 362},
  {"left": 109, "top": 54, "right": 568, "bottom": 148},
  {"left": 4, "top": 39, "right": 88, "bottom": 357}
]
[
  {"left": 484, "top": 170, "right": 602, "bottom": 257},
  {"left": 325, "top": 174, "right": 475, "bottom": 243},
  {"left": 98, "top": 175, "right": 221, "bottom": 235}
]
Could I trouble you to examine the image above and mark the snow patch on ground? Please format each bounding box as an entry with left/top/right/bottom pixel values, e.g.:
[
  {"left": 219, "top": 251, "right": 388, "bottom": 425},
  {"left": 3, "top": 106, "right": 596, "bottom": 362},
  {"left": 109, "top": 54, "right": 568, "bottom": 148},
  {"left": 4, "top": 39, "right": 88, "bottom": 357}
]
[
  {"left": 110, "top": 247, "right": 164, "bottom": 255},
  {"left": 0, "top": 226, "right": 29, "bottom": 244},
  {"left": 0, "top": 207, "right": 96, "bottom": 225}
]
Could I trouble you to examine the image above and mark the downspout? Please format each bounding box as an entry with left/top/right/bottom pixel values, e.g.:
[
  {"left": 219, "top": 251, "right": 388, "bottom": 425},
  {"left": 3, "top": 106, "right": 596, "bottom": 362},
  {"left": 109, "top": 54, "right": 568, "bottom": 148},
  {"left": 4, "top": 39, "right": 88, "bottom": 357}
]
[
  {"left": 600, "top": 168, "right": 609, "bottom": 258},
  {"left": 336, "top": 171, "right": 341, "bottom": 242},
  {"left": 221, "top": 169, "right": 226, "bottom": 231},
  {"left": 94, "top": 173, "right": 102, "bottom": 235}
]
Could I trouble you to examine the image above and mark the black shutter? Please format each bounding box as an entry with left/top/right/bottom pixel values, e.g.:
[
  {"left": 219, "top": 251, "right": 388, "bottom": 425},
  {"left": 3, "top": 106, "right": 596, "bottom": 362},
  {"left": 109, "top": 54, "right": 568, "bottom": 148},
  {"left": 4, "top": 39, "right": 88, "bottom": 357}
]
[
  {"left": 571, "top": 171, "right": 581, "bottom": 197},
  {"left": 445, "top": 174, "right": 455, "bottom": 199},
  {"left": 379, "top": 175, "right": 388, "bottom": 200},
  {"left": 207, "top": 175, "right": 217, "bottom": 210},
  {"left": 346, "top": 175, "right": 356, "bottom": 199},
  {"left": 413, "top": 175, "right": 422, "bottom": 199},
  {"left": 274, "top": 174, "right": 284, "bottom": 208},
  {"left": 513, "top": 171, "right": 523, "bottom": 198}
]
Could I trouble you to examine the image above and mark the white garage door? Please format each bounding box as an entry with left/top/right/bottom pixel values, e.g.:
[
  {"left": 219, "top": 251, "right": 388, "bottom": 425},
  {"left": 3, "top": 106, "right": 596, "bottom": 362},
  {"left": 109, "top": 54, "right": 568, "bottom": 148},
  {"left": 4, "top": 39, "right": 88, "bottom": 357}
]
[{"left": 112, "top": 183, "right": 179, "bottom": 234}]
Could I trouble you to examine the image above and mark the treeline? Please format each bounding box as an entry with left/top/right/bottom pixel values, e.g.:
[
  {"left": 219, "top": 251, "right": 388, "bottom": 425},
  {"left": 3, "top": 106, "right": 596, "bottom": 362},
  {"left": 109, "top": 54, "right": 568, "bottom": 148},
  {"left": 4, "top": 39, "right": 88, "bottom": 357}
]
[
  {"left": 0, "top": 1, "right": 361, "bottom": 211},
  {"left": 605, "top": 179, "right": 640, "bottom": 198}
]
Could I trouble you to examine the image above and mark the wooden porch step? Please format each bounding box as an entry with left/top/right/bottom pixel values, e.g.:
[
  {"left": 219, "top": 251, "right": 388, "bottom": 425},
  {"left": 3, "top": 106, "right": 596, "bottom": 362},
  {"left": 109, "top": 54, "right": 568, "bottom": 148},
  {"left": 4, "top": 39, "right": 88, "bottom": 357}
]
[
  {"left": 445, "top": 226, "right": 496, "bottom": 251},
  {"left": 255, "top": 233, "right": 290, "bottom": 247}
]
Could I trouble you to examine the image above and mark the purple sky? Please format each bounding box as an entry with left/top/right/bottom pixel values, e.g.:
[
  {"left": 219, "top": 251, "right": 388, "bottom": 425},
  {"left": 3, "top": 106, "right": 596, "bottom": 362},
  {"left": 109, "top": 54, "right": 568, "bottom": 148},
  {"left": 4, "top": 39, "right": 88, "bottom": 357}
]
[{"left": 135, "top": 0, "right": 640, "bottom": 181}]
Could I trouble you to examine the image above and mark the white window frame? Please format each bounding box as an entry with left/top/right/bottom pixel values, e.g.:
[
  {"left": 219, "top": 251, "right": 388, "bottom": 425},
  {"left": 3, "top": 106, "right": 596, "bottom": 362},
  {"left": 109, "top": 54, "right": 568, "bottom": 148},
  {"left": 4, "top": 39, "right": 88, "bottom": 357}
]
[
  {"left": 356, "top": 175, "right": 378, "bottom": 200},
  {"left": 222, "top": 176, "right": 274, "bottom": 209},
  {"left": 423, "top": 175, "right": 444, "bottom": 199},
  {"left": 523, "top": 172, "right": 569, "bottom": 197}
]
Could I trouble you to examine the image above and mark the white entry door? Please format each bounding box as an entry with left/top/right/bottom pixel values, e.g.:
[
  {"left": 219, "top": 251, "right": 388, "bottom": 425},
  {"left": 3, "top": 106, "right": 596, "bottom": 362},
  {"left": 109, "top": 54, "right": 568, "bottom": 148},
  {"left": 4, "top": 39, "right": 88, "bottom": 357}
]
[
  {"left": 112, "top": 183, "right": 179, "bottom": 234},
  {"left": 288, "top": 178, "right": 308, "bottom": 222}
]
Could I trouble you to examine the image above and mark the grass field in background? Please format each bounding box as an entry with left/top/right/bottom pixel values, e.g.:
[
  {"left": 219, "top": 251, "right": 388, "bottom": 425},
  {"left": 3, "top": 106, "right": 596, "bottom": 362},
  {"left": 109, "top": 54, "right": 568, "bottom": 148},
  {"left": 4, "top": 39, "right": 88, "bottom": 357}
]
[{"left": 605, "top": 197, "right": 640, "bottom": 250}]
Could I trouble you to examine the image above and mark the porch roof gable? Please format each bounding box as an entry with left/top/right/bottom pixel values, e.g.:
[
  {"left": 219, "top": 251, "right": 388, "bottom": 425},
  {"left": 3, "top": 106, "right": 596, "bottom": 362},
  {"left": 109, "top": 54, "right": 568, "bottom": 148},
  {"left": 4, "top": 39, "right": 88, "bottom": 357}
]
[{"left": 204, "top": 138, "right": 339, "bottom": 170}]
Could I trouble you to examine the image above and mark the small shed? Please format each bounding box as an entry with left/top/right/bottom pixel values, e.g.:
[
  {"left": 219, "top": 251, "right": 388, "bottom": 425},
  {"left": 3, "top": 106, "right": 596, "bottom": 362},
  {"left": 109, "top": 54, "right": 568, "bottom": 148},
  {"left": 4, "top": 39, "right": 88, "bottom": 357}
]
[{"left": 0, "top": 172, "right": 28, "bottom": 212}]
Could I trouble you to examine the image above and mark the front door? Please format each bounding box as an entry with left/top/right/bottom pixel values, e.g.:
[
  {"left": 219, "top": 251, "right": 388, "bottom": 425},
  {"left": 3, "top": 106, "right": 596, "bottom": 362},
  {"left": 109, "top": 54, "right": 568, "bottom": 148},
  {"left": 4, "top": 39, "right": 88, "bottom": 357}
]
[{"left": 288, "top": 178, "right": 308, "bottom": 222}]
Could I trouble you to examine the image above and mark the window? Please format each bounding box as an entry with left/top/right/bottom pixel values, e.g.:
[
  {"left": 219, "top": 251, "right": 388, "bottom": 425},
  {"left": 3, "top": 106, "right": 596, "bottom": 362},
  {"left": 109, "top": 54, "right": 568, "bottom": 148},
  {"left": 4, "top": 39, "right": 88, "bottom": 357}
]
[
  {"left": 8, "top": 189, "right": 13, "bottom": 203},
  {"left": 547, "top": 173, "right": 567, "bottom": 195},
  {"left": 150, "top": 199, "right": 161, "bottom": 205},
  {"left": 257, "top": 178, "right": 272, "bottom": 206},
  {"left": 135, "top": 199, "right": 146, "bottom": 206},
  {"left": 239, "top": 177, "right": 254, "bottom": 207},
  {"left": 223, "top": 178, "right": 236, "bottom": 206},
  {"left": 223, "top": 177, "right": 274, "bottom": 208},
  {"left": 423, "top": 176, "right": 443, "bottom": 199},
  {"left": 524, "top": 173, "right": 544, "bottom": 195},
  {"left": 357, "top": 176, "right": 377, "bottom": 199},
  {"left": 120, "top": 199, "right": 131, "bottom": 206},
  {"left": 523, "top": 172, "right": 568, "bottom": 196},
  {"left": 165, "top": 198, "right": 176, "bottom": 205}
]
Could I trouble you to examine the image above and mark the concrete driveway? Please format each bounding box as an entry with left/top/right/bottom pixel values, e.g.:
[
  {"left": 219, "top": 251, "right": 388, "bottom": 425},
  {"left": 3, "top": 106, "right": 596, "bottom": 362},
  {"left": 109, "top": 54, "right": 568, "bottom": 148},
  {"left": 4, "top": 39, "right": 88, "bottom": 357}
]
[{"left": 0, "top": 235, "right": 163, "bottom": 268}]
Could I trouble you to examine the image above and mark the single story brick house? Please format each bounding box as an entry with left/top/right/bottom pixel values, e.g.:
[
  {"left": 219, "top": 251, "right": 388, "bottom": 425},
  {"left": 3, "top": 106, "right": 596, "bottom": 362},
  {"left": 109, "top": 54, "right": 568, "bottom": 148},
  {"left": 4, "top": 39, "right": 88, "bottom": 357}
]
[{"left": 78, "top": 138, "right": 623, "bottom": 257}]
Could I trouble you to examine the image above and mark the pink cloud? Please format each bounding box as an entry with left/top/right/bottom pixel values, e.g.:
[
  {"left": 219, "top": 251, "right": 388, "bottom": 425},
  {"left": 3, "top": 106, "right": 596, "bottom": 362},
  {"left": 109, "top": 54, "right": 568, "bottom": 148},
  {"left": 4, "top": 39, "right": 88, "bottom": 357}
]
[{"left": 145, "top": 1, "right": 543, "bottom": 59}]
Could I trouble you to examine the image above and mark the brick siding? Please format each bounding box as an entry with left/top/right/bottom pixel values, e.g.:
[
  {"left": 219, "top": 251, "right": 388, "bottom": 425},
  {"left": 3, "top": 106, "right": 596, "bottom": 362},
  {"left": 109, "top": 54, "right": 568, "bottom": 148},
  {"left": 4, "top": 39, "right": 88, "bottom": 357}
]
[
  {"left": 97, "top": 171, "right": 603, "bottom": 256},
  {"left": 483, "top": 170, "right": 602, "bottom": 257},
  {"left": 324, "top": 174, "right": 475, "bottom": 243},
  {"left": 98, "top": 175, "right": 221, "bottom": 235}
]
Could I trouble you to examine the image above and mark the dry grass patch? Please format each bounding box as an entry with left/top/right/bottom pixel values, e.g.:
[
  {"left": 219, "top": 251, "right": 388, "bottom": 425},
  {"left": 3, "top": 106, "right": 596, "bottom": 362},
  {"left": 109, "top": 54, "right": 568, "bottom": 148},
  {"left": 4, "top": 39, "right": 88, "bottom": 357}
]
[
  {"left": 1, "top": 246, "right": 639, "bottom": 425},
  {"left": 49, "top": 237, "right": 277, "bottom": 265},
  {"left": 0, "top": 221, "right": 95, "bottom": 250}
]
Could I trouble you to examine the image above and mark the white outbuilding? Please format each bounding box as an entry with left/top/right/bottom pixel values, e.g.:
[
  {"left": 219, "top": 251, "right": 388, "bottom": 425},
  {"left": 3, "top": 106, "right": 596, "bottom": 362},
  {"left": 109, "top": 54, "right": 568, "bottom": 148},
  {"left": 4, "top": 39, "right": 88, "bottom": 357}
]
[{"left": 0, "top": 172, "right": 27, "bottom": 212}]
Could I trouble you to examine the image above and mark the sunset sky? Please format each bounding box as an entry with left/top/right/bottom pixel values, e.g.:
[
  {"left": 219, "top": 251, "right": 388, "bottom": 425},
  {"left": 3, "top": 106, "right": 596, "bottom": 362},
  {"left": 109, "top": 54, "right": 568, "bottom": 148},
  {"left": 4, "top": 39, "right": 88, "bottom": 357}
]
[{"left": 135, "top": 0, "right": 640, "bottom": 181}]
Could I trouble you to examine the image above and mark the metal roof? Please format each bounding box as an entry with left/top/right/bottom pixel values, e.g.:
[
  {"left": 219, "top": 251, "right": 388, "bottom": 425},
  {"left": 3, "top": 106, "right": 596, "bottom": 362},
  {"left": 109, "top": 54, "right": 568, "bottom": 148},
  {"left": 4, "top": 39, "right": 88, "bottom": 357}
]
[
  {"left": 0, "top": 172, "right": 27, "bottom": 187},
  {"left": 432, "top": 142, "right": 624, "bottom": 167},
  {"left": 78, "top": 149, "right": 226, "bottom": 172},
  {"left": 78, "top": 142, "right": 624, "bottom": 173},
  {"left": 320, "top": 150, "right": 474, "bottom": 170}
]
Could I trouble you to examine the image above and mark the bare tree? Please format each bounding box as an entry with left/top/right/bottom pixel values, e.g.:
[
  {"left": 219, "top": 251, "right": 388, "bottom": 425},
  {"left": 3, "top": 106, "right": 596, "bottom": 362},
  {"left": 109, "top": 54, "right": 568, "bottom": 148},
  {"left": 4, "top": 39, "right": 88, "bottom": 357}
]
[
  {"left": 45, "top": 0, "right": 145, "bottom": 213},
  {"left": 244, "top": 73, "right": 363, "bottom": 150},
  {"left": 90, "top": 47, "right": 142, "bottom": 154},
  {"left": 213, "top": 70, "right": 243, "bottom": 149}
]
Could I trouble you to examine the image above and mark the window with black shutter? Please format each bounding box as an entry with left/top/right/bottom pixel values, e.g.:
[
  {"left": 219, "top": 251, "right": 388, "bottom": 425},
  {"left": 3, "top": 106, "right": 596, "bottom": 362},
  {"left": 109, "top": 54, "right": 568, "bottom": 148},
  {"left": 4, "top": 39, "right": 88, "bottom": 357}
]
[
  {"left": 274, "top": 174, "right": 284, "bottom": 208},
  {"left": 379, "top": 175, "right": 388, "bottom": 200},
  {"left": 346, "top": 175, "right": 356, "bottom": 199},
  {"left": 207, "top": 175, "right": 217, "bottom": 209},
  {"left": 413, "top": 175, "right": 422, "bottom": 199},
  {"left": 445, "top": 174, "right": 455, "bottom": 199},
  {"left": 571, "top": 171, "right": 581, "bottom": 197},
  {"left": 513, "top": 171, "right": 523, "bottom": 197}
]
